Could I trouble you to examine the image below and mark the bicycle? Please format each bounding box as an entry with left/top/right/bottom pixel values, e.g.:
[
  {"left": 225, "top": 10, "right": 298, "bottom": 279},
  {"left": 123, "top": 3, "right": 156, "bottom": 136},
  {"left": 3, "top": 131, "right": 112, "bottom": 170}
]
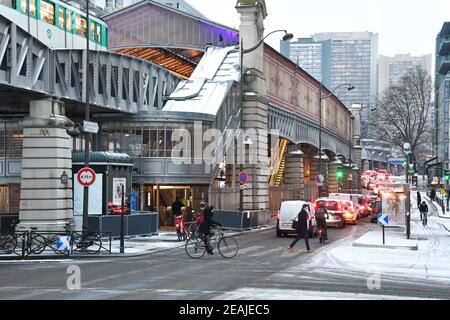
[
  {"left": 69, "top": 227, "right": 103, "bottom": 254},
  {"left": 184, "top": 221, "right": 200, "bottom": 240},
  {"left": 0, "top": 234, "right": 16, "bottom": 254},
  {"left": 185, "top": 229, "right": 238, "bottom": 259},
  {"left": 422, "top": 211, "right": 428, "bottom": 227}
]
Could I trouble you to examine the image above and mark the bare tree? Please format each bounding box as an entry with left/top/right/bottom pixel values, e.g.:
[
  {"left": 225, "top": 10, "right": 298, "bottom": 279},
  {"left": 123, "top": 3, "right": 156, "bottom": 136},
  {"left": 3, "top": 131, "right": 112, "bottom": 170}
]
[{"left": 373, "top": 67, "right": 433, "bottom": 164}]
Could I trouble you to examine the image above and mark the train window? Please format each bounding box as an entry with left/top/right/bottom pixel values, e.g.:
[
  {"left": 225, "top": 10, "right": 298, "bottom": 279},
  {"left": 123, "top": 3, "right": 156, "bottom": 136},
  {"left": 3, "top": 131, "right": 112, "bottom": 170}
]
[
  {"left": 75, "top": 15, "right": 87, "bottom": 37},
  {"left": 20, "top": 0, "right": 36, "bottom": 17},
  {"left": 58, "top": 7, "right": 65, "bottom": 29},
  {"left": 40, "top": 0, "right": 55, "bottom": 25},
  {"left": 90, "top": 21, "right": 95, "bottom": 41},
  {"left": 96, "top": 24, "right": 101, "bottom": 43},
  {"left": 66, "top": 10, "right": 72, "bottom": 32}
]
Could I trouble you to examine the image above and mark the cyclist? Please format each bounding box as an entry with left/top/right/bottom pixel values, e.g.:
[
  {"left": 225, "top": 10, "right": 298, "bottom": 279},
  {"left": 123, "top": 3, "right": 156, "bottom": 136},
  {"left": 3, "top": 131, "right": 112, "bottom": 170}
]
[
  {"left": 315, "top": 202, "right": 329, "bottom": 244},
  {"left": 419, "top": 201, "right": 428, "bottom": 226},
  {"left": 198, "top": 206, "right": 222, "bottom": 255}
]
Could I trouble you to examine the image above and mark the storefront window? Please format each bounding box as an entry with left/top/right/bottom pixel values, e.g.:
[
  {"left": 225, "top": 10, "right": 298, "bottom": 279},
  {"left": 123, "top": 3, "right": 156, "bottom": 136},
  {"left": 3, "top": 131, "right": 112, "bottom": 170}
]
[{"left": 40, "top": 0, "right": 55, "bottom": 25}]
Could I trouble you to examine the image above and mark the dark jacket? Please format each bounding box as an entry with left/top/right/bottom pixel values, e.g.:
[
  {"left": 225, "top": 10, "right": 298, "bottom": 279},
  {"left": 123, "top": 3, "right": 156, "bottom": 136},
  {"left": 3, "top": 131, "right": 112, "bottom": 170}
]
[
  {"left": 198, "top": 208, "right": 221, "bottom": 234},
  {"left": 417, "top": 192, "right": 422, "bottom": 205},
  {"left": 295, "top": 208, "right": 309, "bottom": 237},
  {"left": 172, "top": 200, "right": 183, "bottom": 216},
  {"left": 419, "top": 203, "right": 428, "bottom": 213},
  {"left": 315, "top": 208, "right": 328, "bottom": 226}
]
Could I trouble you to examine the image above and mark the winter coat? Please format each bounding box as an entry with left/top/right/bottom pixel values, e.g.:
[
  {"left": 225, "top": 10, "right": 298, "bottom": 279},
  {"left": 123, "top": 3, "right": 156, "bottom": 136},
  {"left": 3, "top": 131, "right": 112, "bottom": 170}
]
[
  {"left": 172, "top": 200, "right": 183, "bottom": 216},
  {"left": 295, "top": 208, "right": 309, "bottom": 237},
  {"left": 198, "top": 208, "right": 221, "bottom": 234},
  {"left": 417, "top": 192, "right": 422, "bottom": 205},
  {"left": 315, "top": 208, "right": 328, "bottom": 227},
  {"left": 419, "top": 203, "right": 428, "bottom": 213}
]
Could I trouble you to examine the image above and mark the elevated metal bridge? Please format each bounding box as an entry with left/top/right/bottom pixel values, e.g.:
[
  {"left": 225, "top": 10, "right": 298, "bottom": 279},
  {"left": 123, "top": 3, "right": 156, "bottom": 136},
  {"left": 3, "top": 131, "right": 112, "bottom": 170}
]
[{"left": 0, "top": 13, "right": 180, "bottom": 116}]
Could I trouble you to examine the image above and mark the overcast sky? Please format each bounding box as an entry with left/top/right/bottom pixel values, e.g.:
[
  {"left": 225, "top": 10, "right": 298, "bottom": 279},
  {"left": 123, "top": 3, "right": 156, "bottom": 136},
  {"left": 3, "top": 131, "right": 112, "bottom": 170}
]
[{"left": 185, "top": 0, "right": 450, "bottom": 57}]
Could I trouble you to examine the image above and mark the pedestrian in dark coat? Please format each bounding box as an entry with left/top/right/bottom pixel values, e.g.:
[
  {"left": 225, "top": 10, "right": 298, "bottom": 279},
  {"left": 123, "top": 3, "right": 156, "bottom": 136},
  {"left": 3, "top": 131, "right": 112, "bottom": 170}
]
[
  {"left": 288, "top": 204, "right": 312, "bottom": 253},
  {"left": 417, "top": 192, "right": 422, "bottom": 209},
  {"left": 430, "top": 189, "right": 436, "bottom": 202},
  {"left": 198, "top": 206, "right": 222, "bottom": 254}
]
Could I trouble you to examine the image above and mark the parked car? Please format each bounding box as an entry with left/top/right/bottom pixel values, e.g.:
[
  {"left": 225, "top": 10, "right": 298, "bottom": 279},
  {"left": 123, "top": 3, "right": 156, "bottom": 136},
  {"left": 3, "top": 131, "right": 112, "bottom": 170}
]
[
  {"left": 314, "top": 198, "right": 346, "bottom": 229},
  {"left": 276, "top": 201, "right": 317, "bottom": 238},
  {"left": 339, "top": 200, "right": 359, "bottom": 225}
]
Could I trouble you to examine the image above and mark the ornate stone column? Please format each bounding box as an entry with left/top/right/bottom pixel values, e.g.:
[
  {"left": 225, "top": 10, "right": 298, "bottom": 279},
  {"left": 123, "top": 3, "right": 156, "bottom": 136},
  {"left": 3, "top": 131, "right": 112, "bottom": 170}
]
[
  {"left": 283, "top": 144, "right": 305, "bottom": 200},
  {"left": 236, "top": 0, "right": 269, "bottom": 210},
  {"left": 19, "top": 99, "right": 74, "bottom": 232}
]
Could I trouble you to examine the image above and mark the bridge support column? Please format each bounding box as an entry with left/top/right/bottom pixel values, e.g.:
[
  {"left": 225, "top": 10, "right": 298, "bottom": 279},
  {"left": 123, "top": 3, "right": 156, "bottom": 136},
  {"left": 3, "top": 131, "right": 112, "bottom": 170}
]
[
  {"left": 328, "top": 158, "right": 343, "bottom": 194},
  {"left": 237, "top": 0, "right": 269, "bottom": 211},
  {"left": 18, "top": 99, "right": 74, "bottom": 232},
  {"left": 310, "top": 155, "right": 329, "bottom": 197},
  {"left": 283, "top": 151, "right": 304, "bottom": 200}
]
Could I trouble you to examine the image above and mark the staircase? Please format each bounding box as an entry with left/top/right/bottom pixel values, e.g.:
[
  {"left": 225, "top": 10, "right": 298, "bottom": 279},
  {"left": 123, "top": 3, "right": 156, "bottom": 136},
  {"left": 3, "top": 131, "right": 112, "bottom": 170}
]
[{"left": 269, "top": 139, "right": 288, "bottom": 187}]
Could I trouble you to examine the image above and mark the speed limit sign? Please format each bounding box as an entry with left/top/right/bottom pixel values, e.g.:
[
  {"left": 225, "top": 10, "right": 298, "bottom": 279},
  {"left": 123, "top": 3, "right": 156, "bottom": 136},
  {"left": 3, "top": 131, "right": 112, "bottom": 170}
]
[{"left": 77, "top": 168, "right": 96, "bottom": 187}]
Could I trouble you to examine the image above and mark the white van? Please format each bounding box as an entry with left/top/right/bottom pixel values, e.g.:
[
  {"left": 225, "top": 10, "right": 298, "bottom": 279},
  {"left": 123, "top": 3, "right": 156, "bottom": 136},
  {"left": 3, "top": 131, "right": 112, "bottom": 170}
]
[{"left": 276, "top": 201, "right": 316, "bottom": 238}]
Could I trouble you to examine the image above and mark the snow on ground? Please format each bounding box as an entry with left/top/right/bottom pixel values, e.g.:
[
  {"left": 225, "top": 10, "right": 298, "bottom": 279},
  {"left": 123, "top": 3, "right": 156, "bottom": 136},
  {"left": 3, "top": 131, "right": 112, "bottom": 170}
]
[
  {"left": 296, "top": 201, "right": 450, "bottom": 285},
  {"left": 213, "top": 288, "right": 435, "bottom": 300}
]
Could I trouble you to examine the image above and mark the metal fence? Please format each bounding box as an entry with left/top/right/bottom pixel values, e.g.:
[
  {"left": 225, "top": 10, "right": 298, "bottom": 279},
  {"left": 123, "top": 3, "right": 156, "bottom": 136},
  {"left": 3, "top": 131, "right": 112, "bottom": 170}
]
[
  {"left": 213, "top": 209, "right": 273, "bottom": 231},
  {"left": 87, "top": 212, "right": 158, "bottom": 237},
  {"left": 0, "top": 230, "right": 112, "bottom": 259}
]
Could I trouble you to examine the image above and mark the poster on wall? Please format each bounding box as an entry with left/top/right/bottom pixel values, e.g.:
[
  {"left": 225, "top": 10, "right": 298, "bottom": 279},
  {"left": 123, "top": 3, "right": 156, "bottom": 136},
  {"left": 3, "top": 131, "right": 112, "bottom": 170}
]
[
  {"left": 382, "top": 191, "right": 406, "bottom": 226},
  {"left": 73, "top": 173, "right": 103, "bottom": 216},
  {"left": 113, "top": 178, "right": 126, "bottom": 206}
]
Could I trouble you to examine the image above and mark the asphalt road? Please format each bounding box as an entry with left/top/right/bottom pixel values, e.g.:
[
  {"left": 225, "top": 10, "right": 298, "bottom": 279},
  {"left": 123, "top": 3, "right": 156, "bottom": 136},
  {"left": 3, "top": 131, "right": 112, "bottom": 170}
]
[{"left": 0, "top": 209, "right": 448, "bottom": 300}]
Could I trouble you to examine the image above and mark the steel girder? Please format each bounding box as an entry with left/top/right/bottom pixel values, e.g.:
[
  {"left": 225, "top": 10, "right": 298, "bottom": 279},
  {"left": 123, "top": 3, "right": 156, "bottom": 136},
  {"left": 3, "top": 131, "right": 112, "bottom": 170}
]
[
  {"left": 0, "top": 14, "right": 180, "bottom": 114},
  {"left": 268, "top": 104, "right": 351, "bottom": 159}
]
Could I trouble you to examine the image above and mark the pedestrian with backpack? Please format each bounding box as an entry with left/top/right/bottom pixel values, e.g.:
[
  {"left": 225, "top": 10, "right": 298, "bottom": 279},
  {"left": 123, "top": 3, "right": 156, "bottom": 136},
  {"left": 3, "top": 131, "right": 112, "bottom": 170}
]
[{"left": 288, "top": 204, "right": 313, "bottom": 253}]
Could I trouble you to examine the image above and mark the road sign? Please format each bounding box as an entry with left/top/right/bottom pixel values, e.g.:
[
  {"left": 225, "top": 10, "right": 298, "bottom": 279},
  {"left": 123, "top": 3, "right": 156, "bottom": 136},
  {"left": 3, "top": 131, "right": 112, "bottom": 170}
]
[
  {"left": 239, "top": 171, "right": 248, "bottom": 185},
  {"left": 83, "top": 120, "right": 99, "bottom": 134},
  {"left": 77, "top": 168, "right": 97, "bottom": 187},
  {"left": 316, "top": 175, "right": 324, "bottom": 187},
  {"left": 388, "top": 158, "right": 406, "bottom": 165},
  {"left": 377, "top": 214, "right": 389, "bottom": 226},
  {"left": 56, "top": 236, "right": 71, "bottom": 253}
]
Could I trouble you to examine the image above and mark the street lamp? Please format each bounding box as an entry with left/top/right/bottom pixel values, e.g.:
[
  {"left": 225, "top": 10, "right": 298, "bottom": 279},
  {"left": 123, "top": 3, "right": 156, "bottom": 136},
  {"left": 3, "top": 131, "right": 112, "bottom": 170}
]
[
  {"left": 318, "top": 83, "right": 354, "bottom": 195},
  {"left": 239, "top": 135, "right": 253, "bottom": 211},
  {"left": 403, "top": 142, "right": 412, "bottom": 239}
]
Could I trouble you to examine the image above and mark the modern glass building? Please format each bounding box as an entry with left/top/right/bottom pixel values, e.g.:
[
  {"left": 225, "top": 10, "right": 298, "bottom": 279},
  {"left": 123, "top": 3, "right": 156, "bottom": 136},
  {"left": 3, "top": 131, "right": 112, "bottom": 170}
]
[
  {"left": 434, "top": 22, "right": 450, "bottom": 176},
  {"left": 281, "top": 32, "right": 378, "bottom": 139}
]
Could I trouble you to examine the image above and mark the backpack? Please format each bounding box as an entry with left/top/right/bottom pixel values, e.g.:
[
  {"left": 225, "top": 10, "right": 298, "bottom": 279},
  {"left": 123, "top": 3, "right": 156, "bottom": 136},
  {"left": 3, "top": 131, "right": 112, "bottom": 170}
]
[{"left": 196, "top": 212, "right": 205, "bottom": 224}]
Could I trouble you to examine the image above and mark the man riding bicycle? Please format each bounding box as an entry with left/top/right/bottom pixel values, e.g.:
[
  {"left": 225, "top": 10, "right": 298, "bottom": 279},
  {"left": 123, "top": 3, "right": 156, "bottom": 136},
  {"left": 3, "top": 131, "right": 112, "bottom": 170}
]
[
  {"left": 198, "top": 206, "right": 222, "bottom": 255},
  {"left": 419, "top": 201, "right": 428, "bottom": 226}
]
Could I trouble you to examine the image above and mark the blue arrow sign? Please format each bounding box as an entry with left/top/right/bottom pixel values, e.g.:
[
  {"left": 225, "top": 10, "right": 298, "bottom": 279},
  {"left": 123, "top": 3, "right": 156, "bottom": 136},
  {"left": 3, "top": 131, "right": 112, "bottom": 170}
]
[
  {"left": 56, "top": 236, "right": 71, "bottom": 253},
  {"left": 377, "top": 214, "right": 389, "bottom": 226}
]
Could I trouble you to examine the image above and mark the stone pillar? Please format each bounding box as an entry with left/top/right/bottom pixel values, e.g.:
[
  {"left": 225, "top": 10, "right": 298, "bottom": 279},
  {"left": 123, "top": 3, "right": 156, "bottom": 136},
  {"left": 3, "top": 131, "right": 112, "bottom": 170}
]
[
  {"left": 283, "top": 148, "right": 305, "bottom": 200},
  {"left": 237, "top": 0, "right": 269, "bottom": 210},
  {"left": 349, "top": 104, "right": 362, "bottom": 192},
  {"left": 328, "top": 158, "right": 344, "bottom": 194},
  {"left": 19, "top": 99, "right": 74, "bottom": 232},
  {"left": 310, "top": 154, "right": 329, "bottom": 197},
  {"left": 140, "top": 184, "right": 145, "bottom": 211}
]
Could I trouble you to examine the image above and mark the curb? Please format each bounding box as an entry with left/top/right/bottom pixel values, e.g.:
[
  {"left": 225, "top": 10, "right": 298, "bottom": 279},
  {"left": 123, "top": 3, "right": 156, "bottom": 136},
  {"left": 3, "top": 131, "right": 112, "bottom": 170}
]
[
  {"left": 0, "top": 226, "right": 275, "bottom": 261},
  {"left": 352, "top": 242, "right": 418, "bottom": 251},
  {"left": 425, "top": 196, "right": 450, "bottom": 219}
]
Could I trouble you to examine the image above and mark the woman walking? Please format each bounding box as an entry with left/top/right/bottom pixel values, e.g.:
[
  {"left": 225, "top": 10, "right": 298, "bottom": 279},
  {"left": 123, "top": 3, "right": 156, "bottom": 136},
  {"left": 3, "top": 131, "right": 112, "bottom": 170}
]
[{"left": 288, "top": 204, "right": 313, "bottom": 253}]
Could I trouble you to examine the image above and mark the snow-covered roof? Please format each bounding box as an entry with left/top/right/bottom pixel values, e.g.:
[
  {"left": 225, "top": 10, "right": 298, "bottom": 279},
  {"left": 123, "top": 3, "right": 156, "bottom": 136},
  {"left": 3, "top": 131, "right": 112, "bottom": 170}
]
[{"left": 163, "top": 46, "right": 240, "bottom": 116}]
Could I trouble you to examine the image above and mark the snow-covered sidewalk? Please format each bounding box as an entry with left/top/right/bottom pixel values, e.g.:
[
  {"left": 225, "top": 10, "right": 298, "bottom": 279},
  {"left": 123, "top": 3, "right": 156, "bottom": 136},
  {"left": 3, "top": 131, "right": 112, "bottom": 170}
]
[
  {"left": 353, "top": 231, "right": 418, "bottom": 250},
  {"left": 301, "top": 195, "right": 450, "bottom": 285}
]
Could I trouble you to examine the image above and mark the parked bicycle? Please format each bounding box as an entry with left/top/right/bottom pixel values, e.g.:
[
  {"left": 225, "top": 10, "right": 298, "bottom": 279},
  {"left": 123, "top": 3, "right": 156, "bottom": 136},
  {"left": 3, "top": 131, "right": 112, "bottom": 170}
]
[
  {"left": 0, "top": 234, "right": 16, "bottom": 254},
  {"left": 185, "top": 229, "right": 238, "bottom": 259},
  {"left": 68, "top": 226, "right": 103, "bottom": 254}
]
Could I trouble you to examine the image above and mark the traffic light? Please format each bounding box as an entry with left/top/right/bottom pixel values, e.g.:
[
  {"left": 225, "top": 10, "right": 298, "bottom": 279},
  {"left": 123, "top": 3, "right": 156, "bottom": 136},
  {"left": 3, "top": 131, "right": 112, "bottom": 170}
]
[
  {"left": 444, "top": 171, "right": 450, "bottom": 182},
  {"left": 337, "top": 167, "right": 345, "bottom": 180}
]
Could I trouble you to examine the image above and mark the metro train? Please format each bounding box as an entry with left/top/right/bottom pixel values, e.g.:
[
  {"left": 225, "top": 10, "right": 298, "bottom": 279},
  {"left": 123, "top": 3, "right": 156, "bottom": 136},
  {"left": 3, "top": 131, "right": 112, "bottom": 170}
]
[{"left": 0, "top": 0, "right": 108, "bottom": 50}]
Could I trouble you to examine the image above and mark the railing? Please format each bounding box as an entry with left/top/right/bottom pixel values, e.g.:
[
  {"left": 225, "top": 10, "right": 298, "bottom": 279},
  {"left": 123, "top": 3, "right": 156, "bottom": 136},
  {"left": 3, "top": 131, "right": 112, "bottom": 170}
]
[{"left": 0, "top": 230, "right": 112, "bottom": 259}]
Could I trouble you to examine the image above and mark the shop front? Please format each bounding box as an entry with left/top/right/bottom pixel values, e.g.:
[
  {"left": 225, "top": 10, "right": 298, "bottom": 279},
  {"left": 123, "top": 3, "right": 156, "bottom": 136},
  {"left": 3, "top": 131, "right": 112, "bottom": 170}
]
[{"left": 133, "top": 184, "right": 209, "bottom": 228}]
